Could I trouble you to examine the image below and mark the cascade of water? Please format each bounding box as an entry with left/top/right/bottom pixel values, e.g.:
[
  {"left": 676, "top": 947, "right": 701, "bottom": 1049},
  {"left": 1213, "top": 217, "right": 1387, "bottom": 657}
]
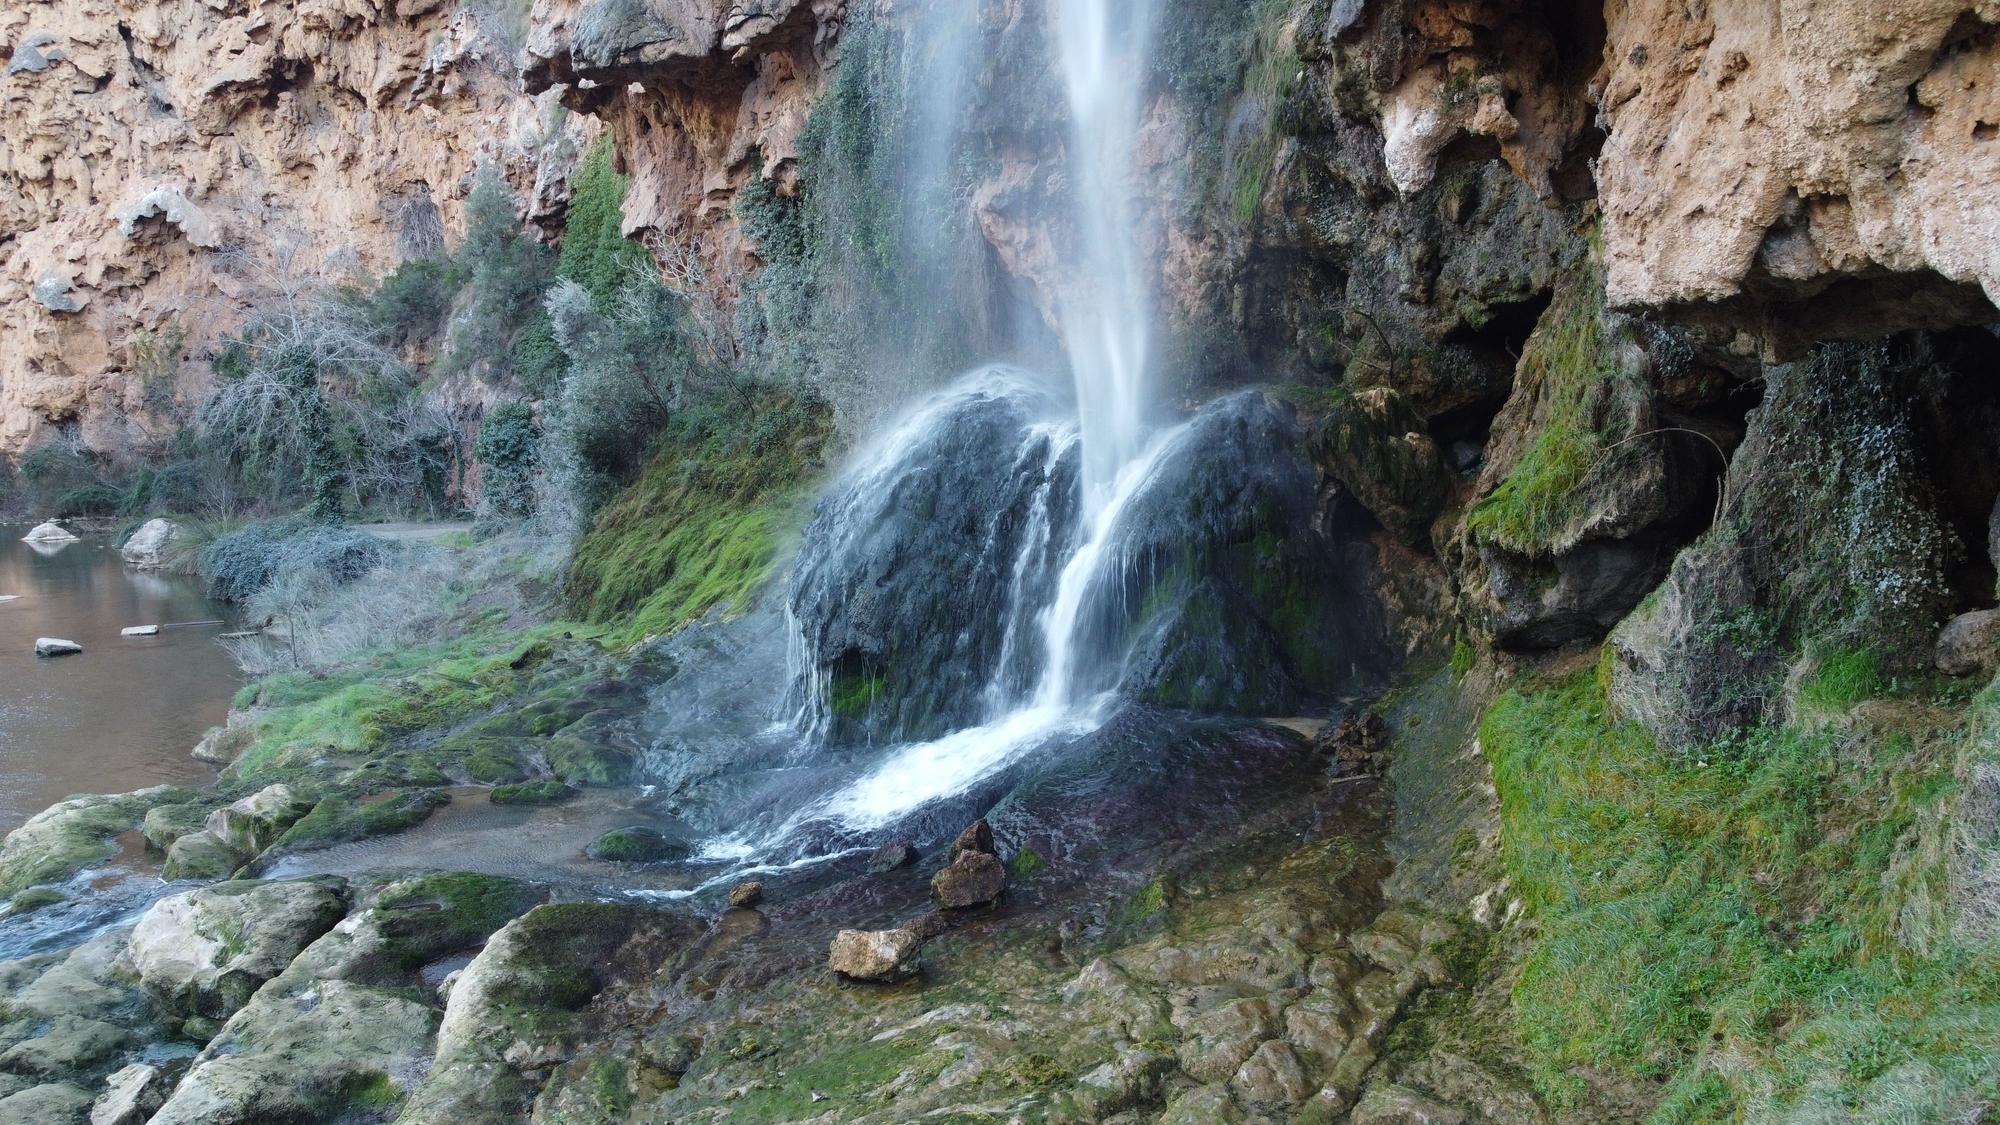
[
  {"left": 707, "top": 0, "right": 1175, "bottom": 863},
  {"left": 1055, "top": 0, "right": 1160, "bottom": 504}
]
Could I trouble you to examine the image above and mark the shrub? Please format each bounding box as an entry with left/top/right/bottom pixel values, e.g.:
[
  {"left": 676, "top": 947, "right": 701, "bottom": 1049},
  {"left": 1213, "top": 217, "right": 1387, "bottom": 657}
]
[
  {"left": 447, "top": 165, "right": 555, "bottom": 383},
  {"left": 476, "top": 402, "right": 541, "bottom": 519},
  {"left": 369, "top": 258, "right": 459, "bottom": 347},
  {"left": 54, "top": 484, "right": 122, "bottom": 517},
  {"left": 557, "top": 140, "right": 651, "bottom": 306},
  {"left": 199, "top": 518, "right": 400, "bottom": 603}
]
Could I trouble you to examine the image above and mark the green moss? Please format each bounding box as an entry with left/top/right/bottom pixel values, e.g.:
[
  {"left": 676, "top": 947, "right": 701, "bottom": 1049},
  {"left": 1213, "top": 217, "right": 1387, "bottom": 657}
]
[
  {"left": 828, "top": 670, "right": 885, "bottom": 720},
  {"left": 1449, "top": 638, "right": 1476, "bottom": 677},
  {"left": 341, "top": 1070, "right": 403, "bottom": 1110},
  {"left": 587, "top": 827, "right": 678, "bottom": 863},
  {"left": 3, "top": 887, "right": 65, "bottom": 916},
  {"left": 1008, "top": 846, "right": 1046, "bottom": 880},
  {"left": 376, "top": 871, "right": 543, "bottom": 943},
  {"left": 566, "top": 393, "right": 832, "bottom": 647},
  {"left": 1479, "top": 664, "right": 2000, "bottom": 1117},
  {"left": 275, "top": 790, "right": 449, "bottom": 852},
  {"left": 1114, "top": 877, "right": 1171, "bottom": 928},
  {"left": 1465, "top": 260, "right": 1629, "bottom": 555},
  {"left": 714, "top": 1037, "right": 950, "bottom": 1122},
  {"left": 1797, "top": 647, "right": 1883, "bottom": 713},
  {"left": 489, "top": 780, "right": 575, "bottom": 805}
]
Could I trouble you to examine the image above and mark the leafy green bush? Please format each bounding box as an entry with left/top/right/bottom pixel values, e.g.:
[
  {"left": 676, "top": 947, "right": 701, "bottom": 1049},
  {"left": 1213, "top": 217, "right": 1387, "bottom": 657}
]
[
  {"left": 199, "top": 518, "right": 400, "bottom": 603},
  {"left": 54, "top": 484, "right": 121, "bottom": 517},
  {"left": 447, "top": 165, "right": 556, "bottom": 383},
  {"left": 557, "top": 140, "right": 651, "bottom": 306},
  {"left": 369, "top": 258, "right": 460, "bottom": 347},
  {"left": 476, "top": 402, "right": 541, "bottom": 519}
]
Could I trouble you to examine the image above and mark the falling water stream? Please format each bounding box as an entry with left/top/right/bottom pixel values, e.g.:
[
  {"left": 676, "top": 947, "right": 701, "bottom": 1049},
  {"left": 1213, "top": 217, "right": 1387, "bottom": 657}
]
[{"left": 674, "top": 0, "right": 1176, "bottom": 878}]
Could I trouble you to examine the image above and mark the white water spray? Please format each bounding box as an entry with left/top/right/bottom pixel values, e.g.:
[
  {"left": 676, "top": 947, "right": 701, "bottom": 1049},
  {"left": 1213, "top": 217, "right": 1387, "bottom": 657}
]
[{"left": 735, "top": 0, "right": 1174, "bottom": 852}]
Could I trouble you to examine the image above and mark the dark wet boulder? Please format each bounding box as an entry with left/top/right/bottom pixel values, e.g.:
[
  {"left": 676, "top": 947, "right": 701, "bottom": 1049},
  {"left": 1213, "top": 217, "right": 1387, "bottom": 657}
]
[
  {"left": 866, "top": 839, "right": 919, "bottom": 873},
  {"left": 1311, "top": 387, "right": 1452, "bottom": 545},
  {"left": 932, "top": 851, "right": 1008, "bottom": 910},
  {"left": 1315, "top": 712, "right": 1386, "bottom": 775},
  {"left": 789, "top": 375, "right": 1082, "bottom": 743},
  {"left": 828, "top": 928, "right": 923, "bottom": 981},
  {"left": 948, "top": 818, "right": 995, "bottom": 861},
  {"left": 1094, "top": 392, "right": 1386, "bottom": 713},
  {"left": 728, "top": 881, "right": 764, "bottom": 909}
]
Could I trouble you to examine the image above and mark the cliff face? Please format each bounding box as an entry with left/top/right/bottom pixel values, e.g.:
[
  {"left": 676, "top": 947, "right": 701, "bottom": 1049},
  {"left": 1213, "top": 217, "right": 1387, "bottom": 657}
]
[
  {"left": 0, "top": 0, "right": 593, "bottom": 454},
  {"left": 4, "top": 0, "right": 1994, "bottom": 458}
]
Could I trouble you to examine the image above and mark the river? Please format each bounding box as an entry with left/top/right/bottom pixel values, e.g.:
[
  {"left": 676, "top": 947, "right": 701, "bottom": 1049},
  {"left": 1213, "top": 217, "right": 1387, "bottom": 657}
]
[{"left": 0, "top": 525, "right": 238, "bottom": 834}]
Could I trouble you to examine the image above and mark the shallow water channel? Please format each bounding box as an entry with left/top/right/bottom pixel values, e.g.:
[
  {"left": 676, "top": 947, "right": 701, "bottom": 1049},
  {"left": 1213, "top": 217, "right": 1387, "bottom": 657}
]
[{"left": 0, "top": 525, "right": 238, "bottom": 835}]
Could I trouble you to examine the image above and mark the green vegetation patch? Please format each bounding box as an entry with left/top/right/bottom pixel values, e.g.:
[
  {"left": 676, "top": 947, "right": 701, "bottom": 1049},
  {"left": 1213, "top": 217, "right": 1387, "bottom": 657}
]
[
  {"left": 566, "top": 393, "right": 831, "bottom": 647},
  {"left": 1480, "top": 662, "right": 2000, "bottom": 1120},
  {"left": 274, "top": 789, "right": 449, "bottom": 852},
  {"left": 1465, "top": 262, "right": 1633, "bottom": 555},
  {"left": 490, "top": 780, "right": 576, "bottom": 806}
]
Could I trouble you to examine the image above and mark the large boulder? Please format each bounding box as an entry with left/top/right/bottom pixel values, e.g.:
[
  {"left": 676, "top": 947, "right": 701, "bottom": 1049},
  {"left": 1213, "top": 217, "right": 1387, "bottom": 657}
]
[
  {"left": 1936, "top": 610, "right": 2000, "bottom": 678},
  {"left": 127, "top": 880, "right": 347, "bottom": 1020},
  {"left": 202, "top": 785, "right": 312, "bottom": 855},
  {"left": 932, "top": 852, "right": 1008, "bottom": 909},
  {"left": 0, "top": 787, "right": 197, "bottom": 895},
  {"left": 118, "top": 519, "right": 182, "bottom": 569},
  {"left": 398, "top": 903, "right": 696, "bottom": 1124},
  {"left": 1612, "top": 343, "right": 1959, "bottom": 749},
  {"left": 1311, "top": 387, "right": 1453, "bottom": 545},
  {"left": 828, "top": 928, "right": 923, "bottom": 982},
  {"left": 160, "top": 833, "right": 247, "bottom": 883}
]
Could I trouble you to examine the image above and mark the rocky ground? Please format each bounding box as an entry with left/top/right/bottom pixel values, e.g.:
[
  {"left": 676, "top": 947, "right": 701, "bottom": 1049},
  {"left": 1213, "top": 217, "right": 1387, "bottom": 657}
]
[{"left": 0, "top": 657, "right": 1561, "bottom": 1124}]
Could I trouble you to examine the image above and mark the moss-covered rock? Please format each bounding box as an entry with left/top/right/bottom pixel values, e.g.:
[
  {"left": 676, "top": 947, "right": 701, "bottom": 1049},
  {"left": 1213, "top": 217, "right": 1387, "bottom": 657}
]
[
  {"left": 585, "top": 826, "right": 680, "bottom": 863},
  {"left": 271, "top": 789, "right": 449, "bottom": 853},
  {"left": 397, "top": 903, "right": 698, "bottom": 1124},
  {"left": 161, "top": 832, "right": 247, "bottom": 883},
  {"left": 489, "top": 779, "right": 575, "bottom": 805},
  {"left": 140, "top": 802, "right": 213, "bottom": 853},
  {"left": 1312, "top": 387, "right": 1452, "bottom": 545},
  {"left": 127, "top": 879, "right": 348, "bottom": 1020},
  {"left": 0, "top": 787, "right": 198, "bottom": 896}
]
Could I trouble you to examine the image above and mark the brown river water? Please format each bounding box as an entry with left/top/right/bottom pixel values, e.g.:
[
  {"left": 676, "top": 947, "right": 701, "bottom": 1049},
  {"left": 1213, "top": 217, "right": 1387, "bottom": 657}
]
[{"left": 0, "top": 525, "right": 238, "bottom": 835}]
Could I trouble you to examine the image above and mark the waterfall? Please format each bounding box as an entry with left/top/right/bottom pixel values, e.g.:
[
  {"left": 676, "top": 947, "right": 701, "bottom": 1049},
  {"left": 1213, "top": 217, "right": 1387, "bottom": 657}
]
[{"left": 683, "top": 0, "right": 1189, "bottom": 868}]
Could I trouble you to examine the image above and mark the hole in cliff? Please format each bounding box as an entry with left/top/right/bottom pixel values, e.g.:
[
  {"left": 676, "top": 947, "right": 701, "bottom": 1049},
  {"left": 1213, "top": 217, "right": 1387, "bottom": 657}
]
[
  {"left": 1914, "top": 327, "right": 2000, "bottom": 608},
  {"left": 1430, "top": 291, "right": 1553, "bottom": 457},
  {"left": 260, "top": 59, "right": 315, "bottom": 107},
  {"left": 1977, "top": 121, "right": 1997, "bottom": 141}
]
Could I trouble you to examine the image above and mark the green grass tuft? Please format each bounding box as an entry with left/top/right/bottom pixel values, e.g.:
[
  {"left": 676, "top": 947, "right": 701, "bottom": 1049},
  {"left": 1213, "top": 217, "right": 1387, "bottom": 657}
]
[
  {"left": 566, "top": 393, "right": 831, "bottom": 647},
  {"left": 1480, "top": 664, "right": 2000, "bottom": 1118}
]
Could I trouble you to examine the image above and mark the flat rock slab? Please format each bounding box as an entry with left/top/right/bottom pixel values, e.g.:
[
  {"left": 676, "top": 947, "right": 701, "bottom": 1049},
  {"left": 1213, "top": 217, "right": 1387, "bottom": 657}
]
[
  {"left": 120, "top": 625, "right": 160, "bottom": 637},
  {"left": 34, "top": 637, "right": 82, "bottom": 657}
]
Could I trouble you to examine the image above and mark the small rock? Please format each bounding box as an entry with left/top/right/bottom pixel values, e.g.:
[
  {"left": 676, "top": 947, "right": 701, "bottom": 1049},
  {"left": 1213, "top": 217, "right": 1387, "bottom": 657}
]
[
  {"left": 948, "top": 819, "right": 996, "bottom": 861},
  {"left": 1936, "top": 609, "right": 2000, "bottom": 678},
  {"left": 0, "top": 595, "right": 21, "bottom": 603},
  {"left": 866, "top": 839, "right": 919, "bottom": 873},
  {"left": 21, "top": 521, "right": 78, "bottom": 543},
  {"left": 932, "top": 851, "right": 1008, "bottom": 909},
  {"left": 1314, "top": 711, "right": 1385, "bottom": 775},
  {"left": 119, "top": 518, "right": 182, "bottom": 569},
  {"left": 728, "top": 881, "right": 764, "bottom": 909},
  {"left": 34, "top": 637, "right": 82, "bottom": 657},
  {"left": 1232, "top": 1040, "right": 1314, "bottom": 1107},
  {"left": 0, "top": 1083, "right": 93, "bottom": 1122},
  {"left": 905, "top": 911, "right": 951, "bottom": 940},
  {"left": 88, "top": 1063, "right": 164, "bottom": 1125},
  {"left": 828, "top": 928, "right": 922, "bottom": 981},
  {"left": 120, "top": 626, "right": 159, "bottom": 637},
  {"left": 1350, "top": 1080, "right": 1469, "bottom": 1125}
]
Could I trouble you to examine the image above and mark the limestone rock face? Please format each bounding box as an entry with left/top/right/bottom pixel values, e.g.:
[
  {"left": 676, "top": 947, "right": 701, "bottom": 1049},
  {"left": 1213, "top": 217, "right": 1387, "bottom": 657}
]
[
  {"left": 0, "top": 0, "right": 595, "bottom": 456},
  {"left": 127, "top": 879, "right": 348, "bottom": 1019},
  {"left": 1594, "top": 0, "right": 2000, "bottom": 338}
]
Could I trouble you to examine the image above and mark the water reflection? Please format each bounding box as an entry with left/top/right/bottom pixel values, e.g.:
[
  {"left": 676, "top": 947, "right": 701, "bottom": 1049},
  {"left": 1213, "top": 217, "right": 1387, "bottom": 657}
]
[{"left": 0, "top": 526, "right": 239, "bottom": 834}]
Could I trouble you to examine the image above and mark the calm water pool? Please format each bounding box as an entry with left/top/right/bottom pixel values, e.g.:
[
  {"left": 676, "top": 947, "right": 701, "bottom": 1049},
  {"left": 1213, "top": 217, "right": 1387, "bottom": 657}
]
[{"left": 0, "top": 526, "right": 238, "bottom": 834}]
